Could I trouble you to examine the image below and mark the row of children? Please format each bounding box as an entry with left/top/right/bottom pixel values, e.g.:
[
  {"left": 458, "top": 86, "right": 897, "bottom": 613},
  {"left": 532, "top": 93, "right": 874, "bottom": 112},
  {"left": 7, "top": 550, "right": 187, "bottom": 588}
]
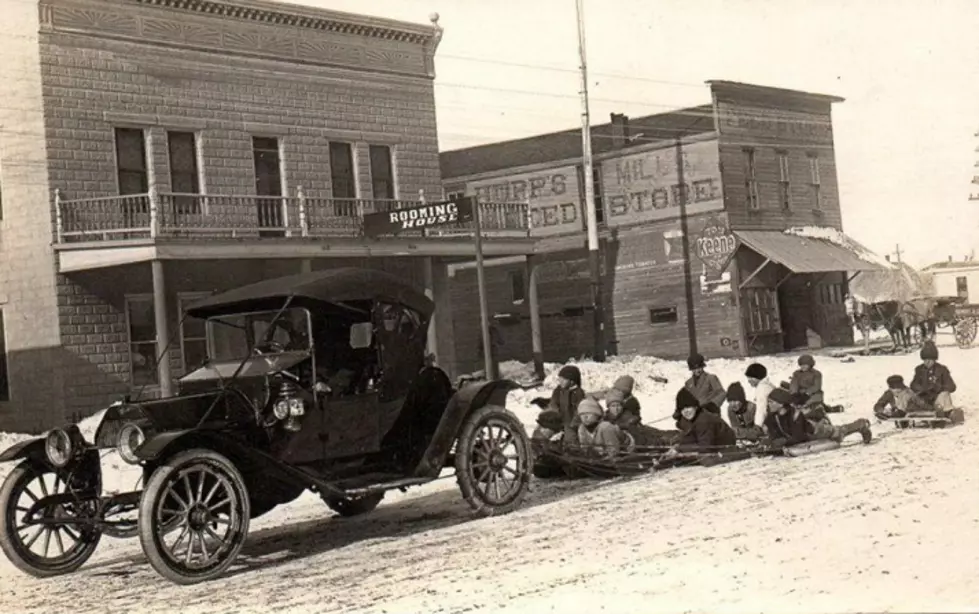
[{"left": 532, "top": 340, "right": 961, "bottom": 466}]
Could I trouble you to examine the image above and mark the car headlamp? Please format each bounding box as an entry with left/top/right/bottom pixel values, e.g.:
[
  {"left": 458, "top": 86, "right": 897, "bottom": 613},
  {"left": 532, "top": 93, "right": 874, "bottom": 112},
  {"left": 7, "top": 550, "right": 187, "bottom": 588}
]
[
  {"left": 273, "top": 399, "right": 290, "bottom": 420},
  {"left": 288, "top": 398, "right": 305, "bottom": 416},
  {"left": 45, "top": 428, "right": 73, "bottom": 468},
  {"left": 117, "top": 423, "right": 146, "bottom": 465}
]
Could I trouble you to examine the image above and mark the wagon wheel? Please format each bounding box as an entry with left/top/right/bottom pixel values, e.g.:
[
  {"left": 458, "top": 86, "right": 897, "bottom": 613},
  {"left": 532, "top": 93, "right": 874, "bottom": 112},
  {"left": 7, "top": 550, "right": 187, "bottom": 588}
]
[
  {"left": 139, "top": 449, "right": 250, "bottom": 585},
  {"left": 455, "top": 405, "right": 531, "bottom": 517},
  {"left": 954, "top": 318, "right": 977, "bottom": 348},
  {"left": 0, "top": 461, "right": 102, "bottom": 577}
]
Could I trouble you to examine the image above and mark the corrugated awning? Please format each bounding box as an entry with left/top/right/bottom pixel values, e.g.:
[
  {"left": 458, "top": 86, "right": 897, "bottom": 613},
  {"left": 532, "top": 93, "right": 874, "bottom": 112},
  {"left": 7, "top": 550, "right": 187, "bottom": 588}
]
[{"left": 735, "top": 230, "right": 890, "bottom": 273}]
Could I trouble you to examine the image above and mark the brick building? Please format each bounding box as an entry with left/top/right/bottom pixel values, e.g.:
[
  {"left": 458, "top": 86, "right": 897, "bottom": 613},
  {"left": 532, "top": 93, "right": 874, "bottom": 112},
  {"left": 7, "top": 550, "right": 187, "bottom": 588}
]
[
  {"left": 441, "top": 81, "right": 890, "bottom": 373},
  {"left": 0, "top": 0, "right": 531, "bottom": 432}
]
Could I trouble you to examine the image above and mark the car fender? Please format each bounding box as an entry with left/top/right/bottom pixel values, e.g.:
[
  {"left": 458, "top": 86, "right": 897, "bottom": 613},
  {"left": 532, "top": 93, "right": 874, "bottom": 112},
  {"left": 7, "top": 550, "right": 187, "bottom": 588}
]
[
  {"left": 0, "top": 437, "right": 45, "bottom": 464},
  {"left": 412, "top": 379, "right": 521, "bottom": 478}
]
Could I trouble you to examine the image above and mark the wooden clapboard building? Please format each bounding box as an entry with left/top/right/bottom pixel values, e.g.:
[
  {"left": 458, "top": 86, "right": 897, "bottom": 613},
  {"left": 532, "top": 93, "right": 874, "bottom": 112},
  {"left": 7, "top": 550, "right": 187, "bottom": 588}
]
[{"left": 441, "top": 81, "right": 890, "bottom": 373}]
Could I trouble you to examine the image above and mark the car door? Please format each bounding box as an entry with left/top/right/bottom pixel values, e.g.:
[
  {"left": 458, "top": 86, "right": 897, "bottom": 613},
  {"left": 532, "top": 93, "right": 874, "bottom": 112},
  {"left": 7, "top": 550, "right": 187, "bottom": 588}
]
[{"left": 321, "top": 392, "right": 382, "bottom": 459}]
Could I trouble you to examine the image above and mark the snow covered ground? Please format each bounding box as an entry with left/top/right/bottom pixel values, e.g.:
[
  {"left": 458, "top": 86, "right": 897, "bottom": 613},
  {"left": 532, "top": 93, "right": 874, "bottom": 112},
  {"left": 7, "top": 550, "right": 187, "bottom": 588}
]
[{"left": 3, "top": 340, "right": 979, "bottom": 613}]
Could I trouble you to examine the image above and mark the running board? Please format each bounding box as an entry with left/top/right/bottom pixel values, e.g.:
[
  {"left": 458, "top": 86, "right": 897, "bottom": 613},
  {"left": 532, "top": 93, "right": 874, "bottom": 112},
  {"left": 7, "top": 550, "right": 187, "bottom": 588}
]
[{"left": 342, "top": 476, "right": 435, "bottom": 496}]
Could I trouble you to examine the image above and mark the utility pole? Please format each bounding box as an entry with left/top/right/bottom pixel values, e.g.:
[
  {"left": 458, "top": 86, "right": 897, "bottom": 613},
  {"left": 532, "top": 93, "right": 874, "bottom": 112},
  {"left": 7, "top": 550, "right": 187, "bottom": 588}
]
[
  {"left": 575, "top": 0, "right": 605, "bottom": 362},
  {"left": 971, "top": 128, "right": 979, "bottom": 201},
  {"left": 894, "top": 244, "right": 903, "bottom": 264}
]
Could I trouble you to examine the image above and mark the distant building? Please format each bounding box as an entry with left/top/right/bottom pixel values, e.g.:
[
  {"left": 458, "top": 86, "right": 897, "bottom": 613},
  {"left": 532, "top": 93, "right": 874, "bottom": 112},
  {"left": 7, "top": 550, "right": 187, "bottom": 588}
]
[
  {"left": 0, "top": 0, "right": 532, "bottom": 432},
  {"left": 921, "top": 258, "right": 979, "bottom": 302},
  {"left": 441, "top": 81, "right": 890, "bottom": 372}
]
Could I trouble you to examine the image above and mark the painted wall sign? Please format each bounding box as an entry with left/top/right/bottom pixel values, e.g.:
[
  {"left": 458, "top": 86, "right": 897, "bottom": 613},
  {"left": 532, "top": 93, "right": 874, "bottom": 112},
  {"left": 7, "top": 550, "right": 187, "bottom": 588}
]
[
  {"left": 601, "top": 139, "right": 723, "bottom": 228},
  {"left": 363, "top": 199, "right": 472, "bottom": 237},
  {"left": 718, "top": 103, "right": 833, "bottom": 143},
  {"left": 466, "top": 166, "right": 582, "bottom": 237},
  {"left": 695, "top": 217, "right": 738, "bottom": 273}
]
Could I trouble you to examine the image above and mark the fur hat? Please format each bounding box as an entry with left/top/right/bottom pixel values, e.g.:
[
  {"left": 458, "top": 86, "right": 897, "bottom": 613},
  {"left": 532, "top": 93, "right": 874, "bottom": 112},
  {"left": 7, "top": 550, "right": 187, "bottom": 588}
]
[
  {"left": 687, "top": 353, "right": 706, "bottom": 370},
  {"left": 886, "top": 374, "right": 905, "bottom": 388},
  {"left": 612, "top": 375, "right": 635, "bottom": 395},
  {"left": 745, "top": 363, "right": 768, "bottom": 380},
  {"left": 557, "top": 365, "right": 581, "bottom": 387},
  {"left": 726, "top": 382, "right": 747, "bottom": 403},
  {"left": 675, "top": 387, "right": 700, "bottom": 412},
  {"left": 920, "top": 341, "right": 939, "bottom": 361},
  {"left": 605, "top": 388, "right": 626, "bottom": 406},
  {"left": 798, "top": 354, "right": 815, "bottom": 367},
  {"left": 577, "top": 397, "right": 603, "bottom": 417}
]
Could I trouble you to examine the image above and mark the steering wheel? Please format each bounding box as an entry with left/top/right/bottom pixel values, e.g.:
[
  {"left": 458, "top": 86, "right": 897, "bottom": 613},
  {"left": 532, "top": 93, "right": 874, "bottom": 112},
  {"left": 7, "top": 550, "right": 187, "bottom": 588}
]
[{"left": 253, "top": 340, "right": 285, "bottom": 355}]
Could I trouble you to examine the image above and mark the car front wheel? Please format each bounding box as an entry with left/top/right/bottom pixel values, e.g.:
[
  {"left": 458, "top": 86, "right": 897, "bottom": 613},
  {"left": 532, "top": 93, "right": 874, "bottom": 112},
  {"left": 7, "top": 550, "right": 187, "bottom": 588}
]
[
  {"left": 138, "top": 449, "right": 250, "bottom": 585},
  {"left": 454, "top": 405, "right": 531, "bottom": 517}
]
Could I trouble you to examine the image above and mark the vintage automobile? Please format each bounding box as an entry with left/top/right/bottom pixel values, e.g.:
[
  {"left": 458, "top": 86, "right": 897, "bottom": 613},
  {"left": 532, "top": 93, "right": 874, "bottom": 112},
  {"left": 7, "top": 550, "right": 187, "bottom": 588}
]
[{"left": 0, "top": 268, "right": 531, "bottom": 584}]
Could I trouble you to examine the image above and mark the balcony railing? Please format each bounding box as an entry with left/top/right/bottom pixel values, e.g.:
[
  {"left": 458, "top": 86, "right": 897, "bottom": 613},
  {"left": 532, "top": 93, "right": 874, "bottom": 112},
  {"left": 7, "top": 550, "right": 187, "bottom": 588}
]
[{"left": 54, "top": 188, "right": 530, "bottom": 244}]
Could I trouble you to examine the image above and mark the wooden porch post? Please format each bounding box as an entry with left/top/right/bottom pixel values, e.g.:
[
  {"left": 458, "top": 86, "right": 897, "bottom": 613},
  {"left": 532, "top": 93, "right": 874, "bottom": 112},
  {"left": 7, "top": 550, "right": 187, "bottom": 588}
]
[
  {"left": 152, "top": 259, "right": 173, "bottom": 397},
  {"left": 422, "top": 256, "right": 438, "bottom": 364},
  {"left": 526, "top": 254, "right": 544, "bottom": 381}
]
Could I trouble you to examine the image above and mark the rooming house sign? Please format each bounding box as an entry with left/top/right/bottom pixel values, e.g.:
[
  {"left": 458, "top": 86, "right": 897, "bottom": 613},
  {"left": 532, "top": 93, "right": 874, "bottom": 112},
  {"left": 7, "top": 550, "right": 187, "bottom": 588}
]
[{"left": 695, "top": 218, "right": 738, "bottom": 274}]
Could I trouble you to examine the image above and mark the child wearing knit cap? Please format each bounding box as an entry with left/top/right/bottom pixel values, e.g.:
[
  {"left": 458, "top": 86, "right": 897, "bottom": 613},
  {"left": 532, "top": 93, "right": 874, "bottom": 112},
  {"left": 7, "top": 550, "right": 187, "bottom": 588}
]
[
  {"left": 575, "top": 397, "right": 633, "bottom": 459},
  {"left": 610, "top": 375, "right": 642, "bottom": 423},
  {"left": 788, "top": 354, "right": 824, "bottom": 406},
  {"left": 533, "top": 364, "right": 587, "bottom": 445},
  {"left": 725, "top": 382, "right": 762, "bottom": 440},
  {"left": 873, "top": 374, "right": 933, "bottom": 420}
]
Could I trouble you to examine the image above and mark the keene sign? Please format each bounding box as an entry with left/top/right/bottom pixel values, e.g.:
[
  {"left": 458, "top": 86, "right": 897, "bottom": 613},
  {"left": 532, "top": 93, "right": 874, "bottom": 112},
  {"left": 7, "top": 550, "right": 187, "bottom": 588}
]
[
  {"left": 466, "top": 166, "right": 582, "bottom": 237},
  {"left": 363, "top": 199, "right": 474, "bottom": 237},
  {"left": 695, "top": 217, "right": 738, "bottom": 273}
]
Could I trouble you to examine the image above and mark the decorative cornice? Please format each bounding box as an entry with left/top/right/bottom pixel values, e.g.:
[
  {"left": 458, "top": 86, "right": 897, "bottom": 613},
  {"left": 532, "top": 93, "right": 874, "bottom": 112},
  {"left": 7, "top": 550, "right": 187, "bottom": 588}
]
[{"left": 130, "top": 0, "right": 437, "bottom": 45}]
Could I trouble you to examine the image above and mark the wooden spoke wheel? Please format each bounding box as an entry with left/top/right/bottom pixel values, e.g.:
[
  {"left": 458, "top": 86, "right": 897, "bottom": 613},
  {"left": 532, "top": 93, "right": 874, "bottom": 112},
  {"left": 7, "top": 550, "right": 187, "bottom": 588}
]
[{"left": 454, "top": 405, "right": 531, "bottom": 517}]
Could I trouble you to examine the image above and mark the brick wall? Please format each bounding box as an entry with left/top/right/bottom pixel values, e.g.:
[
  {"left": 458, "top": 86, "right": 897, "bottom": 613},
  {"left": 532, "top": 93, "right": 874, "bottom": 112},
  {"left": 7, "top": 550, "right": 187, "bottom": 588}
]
[{"left": 0, "top": 1, "right": 66, "bottom": 431}]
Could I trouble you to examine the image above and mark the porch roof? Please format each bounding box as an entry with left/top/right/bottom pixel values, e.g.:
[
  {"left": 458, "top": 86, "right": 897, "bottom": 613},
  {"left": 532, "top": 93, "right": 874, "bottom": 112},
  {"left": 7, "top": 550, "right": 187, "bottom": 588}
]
[{"left": 735, "top": 230, "right": 889, "bottom": 274}]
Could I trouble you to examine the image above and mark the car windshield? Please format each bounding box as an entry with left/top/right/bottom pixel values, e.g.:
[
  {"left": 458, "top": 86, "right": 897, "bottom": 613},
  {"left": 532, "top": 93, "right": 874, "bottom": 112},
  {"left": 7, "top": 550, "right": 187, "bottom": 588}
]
[{"left": 207, "top": 307, "right": 312, "bottom": 362}]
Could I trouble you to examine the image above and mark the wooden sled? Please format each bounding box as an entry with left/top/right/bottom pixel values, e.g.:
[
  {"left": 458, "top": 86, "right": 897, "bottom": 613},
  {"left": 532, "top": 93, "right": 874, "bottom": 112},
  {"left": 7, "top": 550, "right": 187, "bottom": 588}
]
[
  {"left": 879, "top": 409, "right": 964, "bottom": 430},
  {"left": 782, "top": 439, "right": 842, "bottom": 457}
]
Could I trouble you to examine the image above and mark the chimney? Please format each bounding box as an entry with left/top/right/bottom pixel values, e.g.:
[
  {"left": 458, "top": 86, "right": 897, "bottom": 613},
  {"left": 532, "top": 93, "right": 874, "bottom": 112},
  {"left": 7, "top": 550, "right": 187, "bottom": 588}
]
[
  {"left": 610, "top": 113, "right": 630, "bottom": 148},
  {"left": 949, "top": 255, "right": 953, "bottom": 262},
  {"left": 884, "top": 255, "right": 890, "bottom": 262}
]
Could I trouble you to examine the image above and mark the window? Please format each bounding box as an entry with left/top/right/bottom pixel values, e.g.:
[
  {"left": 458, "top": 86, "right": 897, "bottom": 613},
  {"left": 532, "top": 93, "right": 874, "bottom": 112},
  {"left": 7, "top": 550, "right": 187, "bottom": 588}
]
[
  {"left": 252, "top": 136, "right": 284, "bottom": 233},
  {"left": 664, "top": 229, "right": 685, "bottom": 263},
  {"left": 167, "top": 131, "right": 200, "bottom": 214},
  {"left": 126, "top": 297, "right": 158, "bottom": 387},
  {"left": 743, "top": 148, "right": 759, "bottom": 210},
  {"left": 777, "top": 150, "right": 790, "bottom": 210},
  {"left": 0, "top": 309, "right": 8, "bottom": 401},
  {"left": 807, "top": 153, "right": 821, "bottom": 210},
  {"left": 957, "top": 276, "right": 969, "bottom": 299},
  {"left": 178, "top": 294, "right": 210, "bottom": 373},
  {"left": 446, "top": 190, "right": 465, "bottom": 203},
  {"left": 369, "top": 145, "right": 395, "bottom": 200},
  {"left": 508, "top": 269, "right": 526, "bottom": 304},
  {"left": 592, "top": 167, "right": 605, "bottom": 224},
  {"left": 329, "top": 142, "right": 356, "bottom": 199},
  {"left": 115, "top": 128, "right": 148, "bottom": 195},
  {"left": 648, "top": 306, "right": 678, "bottom": 325},
  {"left": 743, "top": 288, "right": 781, "bottom": 335}
]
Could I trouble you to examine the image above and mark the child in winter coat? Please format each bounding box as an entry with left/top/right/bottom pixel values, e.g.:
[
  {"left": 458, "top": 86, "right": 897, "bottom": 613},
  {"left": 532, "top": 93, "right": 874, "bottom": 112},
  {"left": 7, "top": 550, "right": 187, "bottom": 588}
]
[
  {"left": 576, "top": 397, "right": 634, "bottom": 459},
  {"left": 873, "top": 374, "right": 934, "bottom": 419},
  {"left": 609, "top": 375, "right": 642, "bottom": 423},
  {"left": 725, "top": 382, "right": 762, "bottom": 441},
  {"left": 534, "top": 365, "right": 586, "bottom": 444},
  {"left": 765, "top": 389, "right": 872, "bottom": 449},
  {"left": 671, "top": 387, "right": 737, "bottom": 454},
  {"left": 745, "top": 362, "right": 777, "bottom": 426},
  {"left": 605, "top": 388, "right": 680, "bottom": 448},
  {"left": 789, "top": 354, "right": 824, "bottom": 406},
  {"left": 681, "top": 353, "right": 726, "bottom": 415},
  {"left": 910, "top": 342, "right": 957, "bottom": 413}
]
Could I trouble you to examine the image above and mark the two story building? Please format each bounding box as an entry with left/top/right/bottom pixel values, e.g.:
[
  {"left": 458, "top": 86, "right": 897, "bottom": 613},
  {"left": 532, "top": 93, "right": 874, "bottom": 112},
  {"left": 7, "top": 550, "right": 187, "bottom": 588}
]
[
  {"left": 442, "top": 81, "right": 890, "bottom": 373},
  {"left": 0, "top": 0, "right": 531, "bottom": 432}
]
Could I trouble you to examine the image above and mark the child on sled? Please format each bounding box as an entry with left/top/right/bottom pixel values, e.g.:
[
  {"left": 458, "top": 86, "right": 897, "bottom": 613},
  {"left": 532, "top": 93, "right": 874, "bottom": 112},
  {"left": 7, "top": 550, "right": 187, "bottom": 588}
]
[
  {"left": 660, "top": 388, "right": 737, "bottom": 465},
  {"left": 764, "top": 388, "right": 872, "bottom": 450},
  {"left": 605, "top": 388, "right": 679, "bottom": 448},
  {"left": 910, "top": 342, "right": 964, "bottom": 424},
  {"left": 786, "top": 354, "right": 845, "bottom": 414},
  {"left": 532, "top": 365, "right": 586, "bottom": 442},
  {"left": 873, "top": 374, "right": 934, "bottom": 420},
  {"left": 725, "top": 382, "right": 763, "bottom": 441},
  {"left": 574, "top": 398, "right": 635, "bottom": 460}
]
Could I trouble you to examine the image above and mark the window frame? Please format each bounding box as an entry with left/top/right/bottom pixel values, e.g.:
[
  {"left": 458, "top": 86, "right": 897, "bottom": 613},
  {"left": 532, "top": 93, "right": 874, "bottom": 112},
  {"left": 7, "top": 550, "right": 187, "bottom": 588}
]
[
  {"left": 664, "top": 229, "right": 686, "bottom": 263},
  {"left": 368, "top": 144, "right": 396, "bottom": 201},
  {"left": 167, "top": 130, "right": 202, "bottom": 215},
  {"left": 743, "top": 147, "right": 759, "bottom": 210},
  {"left": 329, "top": 141, "right": 357, "bottom": 200},
  {"left": 177, "top": 292, "right": 212, "bottom": 374},
  {"left": 124, "top": 294, "right": 159, "bottom": 388},
  {"left": 807, "top": 152, "right": 822, "bottom": 210},
  {"left": 114, "top": 127, "right": 149, "bottom": 196},
  {"left": 508, "top": 269, "right": 526, "bottom": 304},
  {"left": 956, "top": 276, "right": 969, "bottom": 299},
  {"left": 777, "top": 150, "right": 791, "bottom": 210}
]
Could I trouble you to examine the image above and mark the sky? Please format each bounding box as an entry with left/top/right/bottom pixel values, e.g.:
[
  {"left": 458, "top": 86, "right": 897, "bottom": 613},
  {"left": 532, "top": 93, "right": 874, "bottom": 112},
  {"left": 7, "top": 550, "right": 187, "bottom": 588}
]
[{"left": 302, "top": 0, "right": 978, "bottom": 268}]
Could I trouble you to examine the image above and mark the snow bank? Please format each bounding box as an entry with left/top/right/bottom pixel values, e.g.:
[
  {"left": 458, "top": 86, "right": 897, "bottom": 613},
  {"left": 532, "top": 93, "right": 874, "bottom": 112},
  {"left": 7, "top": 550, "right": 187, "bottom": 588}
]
[{"left": 785, "top": 225, "right": 895, "bottom": 269}]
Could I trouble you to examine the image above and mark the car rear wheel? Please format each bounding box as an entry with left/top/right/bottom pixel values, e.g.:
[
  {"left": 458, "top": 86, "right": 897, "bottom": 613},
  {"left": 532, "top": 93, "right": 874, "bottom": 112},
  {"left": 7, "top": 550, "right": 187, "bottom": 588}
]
[
  {"left": 0, "top": 461, "right": 101, "bottom": 577},
  {"left": 455, "top": 405, "right": 531, "bottom": 517},
  {"left": 323, "top": 492, "right": 385, "bottom": 518},
  {"left": 139, "top": 449, "right": 250, "bottom": 585}
]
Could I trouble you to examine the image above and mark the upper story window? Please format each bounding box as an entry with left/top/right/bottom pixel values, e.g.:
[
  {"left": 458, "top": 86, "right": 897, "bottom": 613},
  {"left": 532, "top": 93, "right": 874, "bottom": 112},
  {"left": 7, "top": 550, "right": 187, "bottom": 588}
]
[
  {"left": 115, "top": 128, "right": 148, "bottom": 195},
  {"left": 957, "top": 276, "right": 969, "bottom": 300},
  {"left": 807, "top": 152, "right": 821, "bottom": 210},
  {"left": 329, "top": 142, "right": 356, "bottom": 199},
  {"left": 369, "top": 145, "right": 395, "bottom": 200},
  {"left": 167, "top": 131, "right": 201, "bottom": 214},
  {"left": 743, "top": 148, "right": 759, "bottom": 210},
  {"left": 251, "top": 137, "right": 284, "bottom": 233},
  {"left": 777, "top": 150, "right": 790, "bottom": 210}
]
